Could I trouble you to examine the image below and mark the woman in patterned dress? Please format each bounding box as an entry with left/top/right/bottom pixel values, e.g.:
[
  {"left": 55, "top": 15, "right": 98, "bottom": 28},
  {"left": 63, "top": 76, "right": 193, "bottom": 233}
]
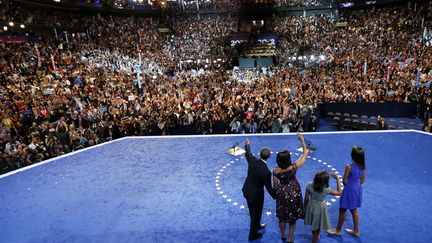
[{"left": 273, "top": 133, "right": 309, "bottom": 242}]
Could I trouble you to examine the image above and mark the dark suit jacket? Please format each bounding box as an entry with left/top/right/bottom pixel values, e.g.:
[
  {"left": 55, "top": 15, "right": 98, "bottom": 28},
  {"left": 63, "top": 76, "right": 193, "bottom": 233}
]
[{"left": 242, "top": 144, "right": 276, "bottom": 202}]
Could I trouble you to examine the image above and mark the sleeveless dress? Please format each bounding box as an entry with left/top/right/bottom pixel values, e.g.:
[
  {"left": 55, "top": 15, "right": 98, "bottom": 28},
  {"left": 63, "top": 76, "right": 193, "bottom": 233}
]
[
  {"left": 274, "top": 165, "right": 305, "bottom": 224},
  {"left": 304, "top": 183, "right": 331, "bottom": 231},
  {"left": 340, "top": 162, "right": 364, "bottom": 209}
]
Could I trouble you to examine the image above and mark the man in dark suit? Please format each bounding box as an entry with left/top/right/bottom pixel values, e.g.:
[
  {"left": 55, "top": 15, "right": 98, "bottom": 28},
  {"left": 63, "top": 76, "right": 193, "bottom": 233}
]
[{"left": 242, "top": 139, "right": 277, "bottom": 241}]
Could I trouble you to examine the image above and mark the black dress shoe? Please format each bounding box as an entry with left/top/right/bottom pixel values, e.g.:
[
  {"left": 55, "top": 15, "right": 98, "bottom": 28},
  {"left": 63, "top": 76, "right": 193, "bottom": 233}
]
[
  {"left": 258, "top": 224, "right": 266, "bottom": 230},
  {"left": 249, "top": 233, "right": 263, "bottom": 241}
]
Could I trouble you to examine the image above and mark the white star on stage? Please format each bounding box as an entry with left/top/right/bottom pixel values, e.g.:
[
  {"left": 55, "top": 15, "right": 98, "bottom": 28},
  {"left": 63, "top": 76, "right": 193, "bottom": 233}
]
[
  {"left": 318, "top": 160, "right": 322, "bottom": 162},
  {"left": 326, "top": 202, "right": 331, "bottom": 206},
  {"left": 295, "top": 153, "right": 299, "bottom": 156},
  {"left": 270, "top": 151, "right": 274, "bottom": 154},
  {"left": 215, "top": 180, "right": 219, "bottom": 183},
  {"left": 227, "top": 199, "right": 232, "bottom": 202},
  {"left": 307, "top": 156, "right": 311, "bottom": 158},
  {"left": 323, "top": 162, "right": 327, "bottom": 165},
  {"left": 335, "top": 171, "right": 339, "bottom": 174},
  {"left": 219, "top": 191, "right": 224, "bottom": 194},
  {"left": 216, "top": 176, "right": 220, "bottom": 179},
  {"left": 231, "top": 161, "right": 235, "bottom": 164},
  {"left": 313, "top": 158, "right": 316, "bottom": 160},
  {"left": 331, "top": 198, "right": 337, "bottom": 202},
  {"left": 223, "top": 166, "right": 226, "bottom": 169},
  {"left": 331, "top": 168, "right": 336, "bottom": 171},
  {"left": 240, "top": 157, "right": 244, "bottom": 159},
  {"left": 215, "top": 184, "right": 220, "bottom": 187},
  {"left": 223, "top": 195, "right": 228, "bottom": 199},
  {"left": 236, "top": 159, "right": 239, "bottom": 161},
  {"left": 240, "top": 205, "right": 246, "bottom": 209},
  {"left": 217, "top": 187, "right": 221, "bottom": 191},
  {"left": 217, "top": 172, "right": 221, "bottom": 175},
  {"left": 226, "top": 163, "right": 231, "bottom": 166},
  {"left": 265, "top": 211, "right": 272, "bottom": 216},
  {"left": 290, "top": 152, "right": 292, "bottom": 155},
  {"left": 233, "top": 202, "right": 238, "bottom": 206},
  {"left": 219, "top": 169, "right": 224, "bottom": 172},
  {"left": 336, "top": 196, "right": 340, "bottom": 199},
  {"left": 327, "top": 165, "right": 332, "bottom": 168}
]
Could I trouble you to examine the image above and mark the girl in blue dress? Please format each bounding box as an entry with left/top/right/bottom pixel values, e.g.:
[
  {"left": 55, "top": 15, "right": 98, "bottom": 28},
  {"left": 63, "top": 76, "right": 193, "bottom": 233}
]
[{"left": 327, "top": 146, "right": 366, "bottom": 238}]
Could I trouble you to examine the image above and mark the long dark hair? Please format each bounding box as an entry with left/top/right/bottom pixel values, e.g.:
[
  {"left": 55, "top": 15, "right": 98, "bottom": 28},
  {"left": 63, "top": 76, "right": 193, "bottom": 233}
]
[
  {"left": 351, "top": 146, "right": 366, "bottom": 169},
  {"left": 276, "top": 150, "right": 291, "bottom": 169},
  {"left": 313, "top": 170, "right": 330, "bottom": 193}
]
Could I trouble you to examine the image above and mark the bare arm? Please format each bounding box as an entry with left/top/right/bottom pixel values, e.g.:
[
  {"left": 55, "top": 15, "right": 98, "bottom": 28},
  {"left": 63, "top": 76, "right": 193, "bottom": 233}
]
[
  {"left": 343, "top": 164, "right": 351, "bottom": 185},
  {"left": 294, "top": 133, "right": 309, "bottom": 169},
  {"left": 360, "top": 170, "right": 366, "bottom": 185},
  {"left": 304, "top": 188, "right": 310, "bottom": 208},
  {"left": 273, "top": 169, "right": 279, "bottom": 191},
  {"left": 329, "top": 173, "right": 342, "bottom": 196}
]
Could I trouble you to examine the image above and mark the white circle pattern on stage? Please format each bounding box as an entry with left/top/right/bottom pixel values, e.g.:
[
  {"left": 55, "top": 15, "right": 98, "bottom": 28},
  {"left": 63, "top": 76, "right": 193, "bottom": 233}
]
[{"left": 215, "top": 151, "right": 343, "bottom": 215}]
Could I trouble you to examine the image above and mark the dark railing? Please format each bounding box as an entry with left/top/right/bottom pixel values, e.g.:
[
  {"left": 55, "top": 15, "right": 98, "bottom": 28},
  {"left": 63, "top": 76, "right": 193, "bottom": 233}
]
[{"left": 321, "top": 102, "right": 418, "bottom": 118}]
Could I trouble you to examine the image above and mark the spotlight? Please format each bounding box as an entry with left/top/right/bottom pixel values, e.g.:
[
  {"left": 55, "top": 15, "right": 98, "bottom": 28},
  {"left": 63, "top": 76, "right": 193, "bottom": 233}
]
[
  {"left": 3, "top": 26, "right": 7, "bottom": 31},
  {"left": 8, "top": 22, "right": 14, "bottom": 27},
  {"left": 298, "top": 56, "right": 303, "bottom": 60},
  {"left": 319, "top": 55, "right": 325, "bottom": 61},
  {"left": 20, "top": 24, "right": 25, "bottom": 29},
  {"left": 292, "top": 56, "right": 297, "bottom": 60},
  {"left": 310, "top": 55, "right": 315, "bottom": 60}
]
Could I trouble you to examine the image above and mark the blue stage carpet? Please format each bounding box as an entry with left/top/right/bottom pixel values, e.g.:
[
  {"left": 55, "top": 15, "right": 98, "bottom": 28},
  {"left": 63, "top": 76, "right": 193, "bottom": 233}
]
[{"left": 0, "top": 131, "right": 431, "bottom": 243}]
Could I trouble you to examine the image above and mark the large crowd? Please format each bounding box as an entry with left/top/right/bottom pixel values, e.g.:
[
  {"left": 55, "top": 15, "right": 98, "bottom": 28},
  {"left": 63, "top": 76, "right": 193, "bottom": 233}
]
[
  {"left": 272, "top": 8, "right": 432, "bottom": 106},
  {"left": 0, "top": 1, "right": 432, "bottom": 172},
  {"left": 170, "top": 0, "right": 334, "bottom": 12}
]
